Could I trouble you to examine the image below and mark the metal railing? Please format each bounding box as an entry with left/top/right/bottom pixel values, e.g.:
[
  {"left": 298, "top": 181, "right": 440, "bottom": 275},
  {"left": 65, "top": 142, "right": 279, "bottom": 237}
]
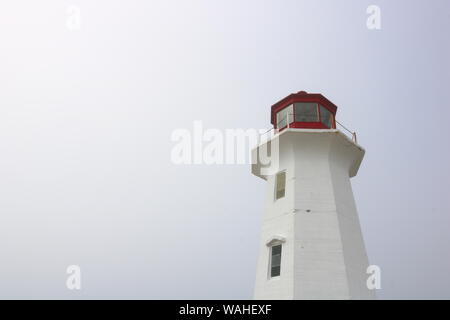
[
  {"left": 335, "top": 119, "right": 358, "bottom": 144},
  {"left": 264, "top": 114, "right": 358, "bottom": 144}
]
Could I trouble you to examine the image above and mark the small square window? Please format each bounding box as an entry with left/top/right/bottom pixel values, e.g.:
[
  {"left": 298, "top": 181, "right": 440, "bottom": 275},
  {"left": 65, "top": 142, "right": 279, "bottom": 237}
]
[{"left": 275, "top": 171, "right": 286, "bottom": 200}]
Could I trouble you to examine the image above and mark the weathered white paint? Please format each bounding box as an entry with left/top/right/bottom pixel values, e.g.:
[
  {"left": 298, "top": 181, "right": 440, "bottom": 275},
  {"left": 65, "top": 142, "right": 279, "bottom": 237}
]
[{"left": 252, "top": 129, "right": 375, "bottom": 300}]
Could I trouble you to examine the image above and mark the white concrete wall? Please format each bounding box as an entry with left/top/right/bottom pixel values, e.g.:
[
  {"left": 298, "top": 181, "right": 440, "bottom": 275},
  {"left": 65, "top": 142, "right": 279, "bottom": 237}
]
[
  {"left": 328, "top": 135, "right": 375, "bottom": 299},
  {"left": 253, "top": 129, "right": 375, "bottom": 300},
  {"left": 253, "top": 137, "right": 295, "bottom": 299}
]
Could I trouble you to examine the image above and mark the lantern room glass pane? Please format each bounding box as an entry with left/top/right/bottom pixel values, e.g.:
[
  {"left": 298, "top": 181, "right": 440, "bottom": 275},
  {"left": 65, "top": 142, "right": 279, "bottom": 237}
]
[
  {"left": 320, "top": 105, "right": 333, "bottom": 128},
  {"left": 294, "top": 103, "right": 319, "bottom": 122},
  {"left": 276, "top": 108, "right": 287, "bottom": 128},
  {"left": 276, "top": 105, "right": 293, "bottom": 128}
]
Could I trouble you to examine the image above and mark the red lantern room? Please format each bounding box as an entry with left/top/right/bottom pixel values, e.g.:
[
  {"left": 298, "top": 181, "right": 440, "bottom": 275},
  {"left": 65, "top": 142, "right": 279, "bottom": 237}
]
[{"left": 271, "top": 91, "right": 337, "bottom": 131}]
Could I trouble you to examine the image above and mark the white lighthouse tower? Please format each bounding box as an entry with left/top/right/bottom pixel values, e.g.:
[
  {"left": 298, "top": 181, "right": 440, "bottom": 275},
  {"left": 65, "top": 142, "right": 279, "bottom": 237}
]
[{"left": 252, "top": 91, "right": 374, "bottom": 300}]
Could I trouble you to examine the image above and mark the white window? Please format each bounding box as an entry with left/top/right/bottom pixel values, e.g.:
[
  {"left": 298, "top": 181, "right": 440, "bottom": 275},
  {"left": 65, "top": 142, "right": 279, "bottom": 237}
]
[
  {"left": 275, "top": 171, "right": 286, "bottom": 200},
  {"left": 269, "top": 244, "right": 282, "bottom": 278}
]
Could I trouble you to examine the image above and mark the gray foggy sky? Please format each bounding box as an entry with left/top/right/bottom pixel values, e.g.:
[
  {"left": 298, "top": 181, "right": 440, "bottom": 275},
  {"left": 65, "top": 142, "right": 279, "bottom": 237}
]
[{"left": 1, "top": 0, "right": 450, "bottom": 299}]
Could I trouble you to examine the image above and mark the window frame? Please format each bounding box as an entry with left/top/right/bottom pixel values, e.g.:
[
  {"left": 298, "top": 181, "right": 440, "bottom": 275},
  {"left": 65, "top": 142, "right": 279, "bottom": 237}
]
[
  {"left": 268, "top": 244, "right": 282, "bottom": 279},
  {"left": 274, "top": 171, "right": 286, "bottom": 201}
]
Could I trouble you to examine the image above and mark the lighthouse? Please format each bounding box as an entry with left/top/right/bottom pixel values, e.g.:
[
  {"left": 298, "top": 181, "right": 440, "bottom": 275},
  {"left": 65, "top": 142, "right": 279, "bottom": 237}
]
[{"left": 251, "top": 91, "right": 374, "bottom": 300}]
